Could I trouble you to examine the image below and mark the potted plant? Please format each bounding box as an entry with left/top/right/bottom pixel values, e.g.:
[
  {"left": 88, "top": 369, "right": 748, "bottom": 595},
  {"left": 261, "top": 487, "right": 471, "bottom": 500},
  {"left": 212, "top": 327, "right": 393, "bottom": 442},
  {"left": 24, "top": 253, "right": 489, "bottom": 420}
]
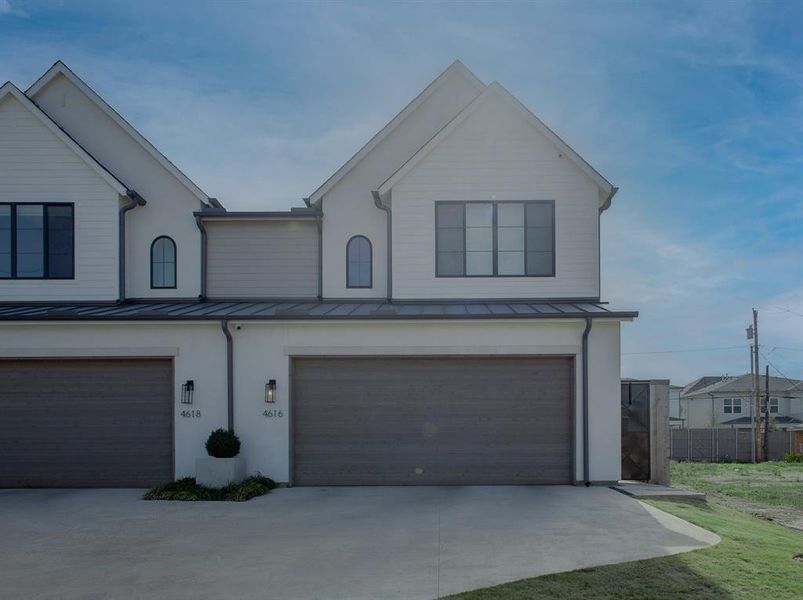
[{"left": 195, "top": 428, "right": 246, "bottom": 488}]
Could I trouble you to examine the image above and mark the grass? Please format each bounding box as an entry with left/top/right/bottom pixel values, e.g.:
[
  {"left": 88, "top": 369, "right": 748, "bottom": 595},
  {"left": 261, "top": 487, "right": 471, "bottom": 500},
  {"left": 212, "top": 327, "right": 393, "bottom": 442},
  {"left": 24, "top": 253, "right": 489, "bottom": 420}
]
[
  {"left": 142, "top": 475, "right": 276, "bottom": 502},
  {"left": 447, "top": 498, "right": 803, "bottom": 599},
  {"left": 670, "top": 461, "right": 803, "bottom": 510}
]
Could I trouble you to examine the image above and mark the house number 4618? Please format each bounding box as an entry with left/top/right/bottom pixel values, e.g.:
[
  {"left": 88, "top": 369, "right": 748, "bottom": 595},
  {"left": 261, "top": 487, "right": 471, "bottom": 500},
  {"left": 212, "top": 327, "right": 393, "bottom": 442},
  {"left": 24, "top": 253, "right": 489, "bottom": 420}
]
[{"left": 263, "top": 409, "right": 284, "bottom": 418}]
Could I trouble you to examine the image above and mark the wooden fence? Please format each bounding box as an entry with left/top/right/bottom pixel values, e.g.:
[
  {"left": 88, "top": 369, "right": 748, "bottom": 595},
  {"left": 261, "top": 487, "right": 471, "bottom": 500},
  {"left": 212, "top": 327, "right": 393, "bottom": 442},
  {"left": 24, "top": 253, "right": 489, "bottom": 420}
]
[{"left": 670, "top": 428, "right": 796, "bottom": 462}]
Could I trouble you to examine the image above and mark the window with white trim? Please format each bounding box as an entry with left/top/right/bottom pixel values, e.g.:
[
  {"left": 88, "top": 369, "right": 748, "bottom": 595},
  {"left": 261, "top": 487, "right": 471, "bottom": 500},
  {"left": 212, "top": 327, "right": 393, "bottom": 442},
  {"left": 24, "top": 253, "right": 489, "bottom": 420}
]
[
  {"left": 761, "top": 397, "right": 779, "bottom": 414},
  {"left": 723, "top": 398, "right": 741, "bottom": 414}
]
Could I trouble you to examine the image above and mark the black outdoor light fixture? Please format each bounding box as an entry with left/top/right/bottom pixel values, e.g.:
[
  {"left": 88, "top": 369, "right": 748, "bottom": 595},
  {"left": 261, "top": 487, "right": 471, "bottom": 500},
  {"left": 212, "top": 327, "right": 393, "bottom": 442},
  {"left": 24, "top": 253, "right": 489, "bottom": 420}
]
[
  {"left": 265, "top": 379, "right": 277, "bottom": 403},
  {"left": 181, "top": 380, "right": 195, "bottom": 405}
]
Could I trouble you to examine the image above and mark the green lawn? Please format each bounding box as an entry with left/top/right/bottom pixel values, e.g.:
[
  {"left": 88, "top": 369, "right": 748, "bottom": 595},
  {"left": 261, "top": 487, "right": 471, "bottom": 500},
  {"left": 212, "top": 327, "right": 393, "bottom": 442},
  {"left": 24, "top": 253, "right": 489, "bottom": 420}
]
[
  {"left": 447, "top": 499, "right": 803, "bottom": 599},
  {"left": 670, "top": 461, "right": 803, "bottom": 510}
]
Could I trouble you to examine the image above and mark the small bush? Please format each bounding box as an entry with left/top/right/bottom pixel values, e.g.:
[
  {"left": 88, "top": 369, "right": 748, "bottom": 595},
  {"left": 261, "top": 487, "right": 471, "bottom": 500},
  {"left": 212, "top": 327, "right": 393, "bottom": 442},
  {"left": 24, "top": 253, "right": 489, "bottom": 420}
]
[
  {"left": 205, "top": 428, "right": 241, "bottom": 458},
  {"left": 143, "top": 475, "right": 276, "bottom": 502},
  {"left": 783, "top": 452, "right": 803, "bottom": 463}
]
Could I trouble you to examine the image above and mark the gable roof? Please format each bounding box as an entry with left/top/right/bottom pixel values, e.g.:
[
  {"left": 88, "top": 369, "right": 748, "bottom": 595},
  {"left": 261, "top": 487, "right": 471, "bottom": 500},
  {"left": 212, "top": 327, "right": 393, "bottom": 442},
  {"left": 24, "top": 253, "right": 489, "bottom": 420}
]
[
  {"left": 27, "top": 61, "right": 216, "bottom": 207},
  {"left": 305, "top": 60, "right": 485, "bottom": 206},
  {"left": 682, "top": 373, "right": 803, "bottom": 398},
  {"left": 680, "top": 375, "right": 732, "bottom": 397},
  {"left": 376, "top": 81, "right": 616, "bottom": 209},
  {"left": 0, "top": 81, "right": 129, "bottom": 195}
]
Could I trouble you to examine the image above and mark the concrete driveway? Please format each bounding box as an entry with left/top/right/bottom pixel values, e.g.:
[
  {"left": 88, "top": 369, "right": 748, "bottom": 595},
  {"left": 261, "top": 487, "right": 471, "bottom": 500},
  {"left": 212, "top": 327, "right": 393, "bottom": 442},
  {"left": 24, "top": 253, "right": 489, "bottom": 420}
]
[{"left": 0, "top": 485, "right": 718, "bottom": 600}]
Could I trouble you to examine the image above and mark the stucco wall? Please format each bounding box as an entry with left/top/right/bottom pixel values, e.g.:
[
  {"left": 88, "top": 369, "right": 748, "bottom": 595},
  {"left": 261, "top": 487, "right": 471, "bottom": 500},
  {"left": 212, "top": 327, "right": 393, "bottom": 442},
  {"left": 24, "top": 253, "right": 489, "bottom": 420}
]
[{"left": 0, "top": 318, "right": 623, "bottom": 484}]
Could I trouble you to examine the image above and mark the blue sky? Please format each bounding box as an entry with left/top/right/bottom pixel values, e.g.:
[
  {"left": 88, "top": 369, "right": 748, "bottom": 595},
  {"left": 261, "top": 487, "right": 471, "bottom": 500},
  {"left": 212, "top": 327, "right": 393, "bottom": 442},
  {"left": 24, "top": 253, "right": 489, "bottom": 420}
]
[{"left": 2, "top": 0, "right": 803, "bottom": 384}]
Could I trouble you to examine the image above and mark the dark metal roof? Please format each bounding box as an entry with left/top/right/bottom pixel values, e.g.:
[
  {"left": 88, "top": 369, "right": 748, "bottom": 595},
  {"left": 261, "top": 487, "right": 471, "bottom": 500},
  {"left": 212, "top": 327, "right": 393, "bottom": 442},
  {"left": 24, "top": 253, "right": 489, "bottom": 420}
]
[{"left": 0, "top": 300, "right": 638, "bottom": 322}]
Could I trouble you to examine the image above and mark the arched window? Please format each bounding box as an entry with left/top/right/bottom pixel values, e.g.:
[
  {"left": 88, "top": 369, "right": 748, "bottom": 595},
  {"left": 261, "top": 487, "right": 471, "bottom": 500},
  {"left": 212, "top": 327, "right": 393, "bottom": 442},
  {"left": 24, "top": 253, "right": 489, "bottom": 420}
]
[
  {"left": 151, "top": 236, "right": 176, "bottom": 289},
  {"left": 346, "top": 235, "right": 372, "bottom": 288}
]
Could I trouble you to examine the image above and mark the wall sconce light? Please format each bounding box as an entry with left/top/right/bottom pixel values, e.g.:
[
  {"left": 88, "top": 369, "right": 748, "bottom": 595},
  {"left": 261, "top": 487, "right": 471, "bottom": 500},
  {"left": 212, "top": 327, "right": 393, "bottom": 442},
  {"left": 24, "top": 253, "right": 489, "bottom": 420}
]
[
  {"left": 265, "top": 379, "right": 277, "bottom": 403},
  {"left": 181, "top": 380, "right": 195, "bottom": 405}
]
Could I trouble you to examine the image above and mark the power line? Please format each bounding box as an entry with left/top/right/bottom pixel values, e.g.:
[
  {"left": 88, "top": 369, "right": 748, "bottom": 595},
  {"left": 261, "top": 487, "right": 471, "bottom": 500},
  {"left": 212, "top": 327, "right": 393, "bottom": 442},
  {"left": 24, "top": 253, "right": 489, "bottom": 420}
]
[
  {"left": 758, "top": 348, "right": 803, "bottom": 394},
  {"left": 622, "top": 345, "right": 748, "bottom": 356}
]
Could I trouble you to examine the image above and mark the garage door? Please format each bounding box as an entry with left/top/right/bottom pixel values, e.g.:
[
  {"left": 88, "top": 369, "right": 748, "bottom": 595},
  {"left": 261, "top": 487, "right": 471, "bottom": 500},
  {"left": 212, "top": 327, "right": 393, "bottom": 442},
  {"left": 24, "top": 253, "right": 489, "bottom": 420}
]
[
  {"left": 0, "top": 358, "right": 173, "bottom": 488},
  {"left": 292, "top": 356, "right": 573, "bottom": 485}
]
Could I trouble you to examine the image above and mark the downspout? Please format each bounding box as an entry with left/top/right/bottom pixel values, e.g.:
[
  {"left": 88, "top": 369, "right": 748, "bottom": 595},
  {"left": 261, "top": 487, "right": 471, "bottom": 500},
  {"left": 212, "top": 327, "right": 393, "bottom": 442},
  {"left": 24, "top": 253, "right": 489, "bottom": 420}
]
[
  {"left": 118, "top": 190, "right": 146, "bottom": 304},
  {"left": 582, "top": 316, "right": 593, "bottom": 486},
  {"left": 221, "top": 319, "right": 234, "bottom": 432},
  {"left": 371, "top": 190, "right": 392, "bottom": 301},
  {"left": 194, "top": 215, "right": 208, "bottom": 300},
  {"left": 315, "top": 211, "right": 323, "bottom": 300}
]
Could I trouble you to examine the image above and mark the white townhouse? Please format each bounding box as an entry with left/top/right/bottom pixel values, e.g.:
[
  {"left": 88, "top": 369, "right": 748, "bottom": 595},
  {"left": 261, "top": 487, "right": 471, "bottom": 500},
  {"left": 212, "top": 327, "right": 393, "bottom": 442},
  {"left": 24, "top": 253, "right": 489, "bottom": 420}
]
[
  {"left": 680, "top": 374, "right": 803, "bottom": 430},
  {"left": 0, "top": 60, "right": 637, "bottom": 488}
]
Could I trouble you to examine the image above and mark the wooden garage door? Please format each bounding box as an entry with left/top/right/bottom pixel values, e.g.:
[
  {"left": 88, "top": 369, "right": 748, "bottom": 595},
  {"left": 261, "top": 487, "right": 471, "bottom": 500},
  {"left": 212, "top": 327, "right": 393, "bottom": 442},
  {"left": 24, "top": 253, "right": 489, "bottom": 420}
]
[
  {"left": 292, "top": 356, "right": 573, "bottom": 486},
  {"left": 0, "top": 358, "right": 173, "bottom": 488}
]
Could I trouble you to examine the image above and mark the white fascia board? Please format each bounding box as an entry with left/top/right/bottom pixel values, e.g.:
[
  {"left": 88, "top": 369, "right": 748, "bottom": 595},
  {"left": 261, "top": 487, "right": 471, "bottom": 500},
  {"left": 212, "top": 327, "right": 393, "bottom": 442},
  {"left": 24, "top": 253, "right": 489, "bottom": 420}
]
[
  {"left": 377, "top": 81, "right": 616, "bottom": 209},
  {"left": 306, "top": 60, "right": 486, "bottom": 205},
  {"left": 0, "top": 81, "right": 128, "bottom": 195},
  {"left": 26, "top": 61, "right": 214, "bottom": 206}
]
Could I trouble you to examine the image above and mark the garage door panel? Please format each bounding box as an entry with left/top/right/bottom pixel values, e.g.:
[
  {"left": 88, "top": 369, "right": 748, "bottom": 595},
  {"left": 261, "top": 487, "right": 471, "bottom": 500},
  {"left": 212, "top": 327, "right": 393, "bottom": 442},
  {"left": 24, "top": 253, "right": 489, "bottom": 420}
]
[
  {"left": 0, "top": 359, "right": 173, "bottom": 488},
  {"left": 293, "top": 356, "right": 573, "bottom": 486}
]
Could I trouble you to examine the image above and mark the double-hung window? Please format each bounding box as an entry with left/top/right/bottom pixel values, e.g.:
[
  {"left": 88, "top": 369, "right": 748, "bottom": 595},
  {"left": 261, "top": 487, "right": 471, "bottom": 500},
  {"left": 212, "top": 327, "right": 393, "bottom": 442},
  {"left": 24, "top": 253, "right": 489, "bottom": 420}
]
[
  {"left": 723, "top": 398, "right": 741, "bottom": 414},
  {"left": 761, "top": 397, "right": 779, "bottom": 414},
  {"left": 0, "top": 203, "right": 74, "bottom": 279},
  {"left": 435, "top": 201, "right": 554, "bottom": 277}
]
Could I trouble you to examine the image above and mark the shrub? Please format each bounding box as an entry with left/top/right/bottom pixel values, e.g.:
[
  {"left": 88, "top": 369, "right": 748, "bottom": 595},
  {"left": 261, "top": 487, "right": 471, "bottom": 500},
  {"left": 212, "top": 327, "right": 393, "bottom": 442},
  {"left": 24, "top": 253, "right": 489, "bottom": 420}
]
[
  {"left": 783, "top": 452, "right": 803, "bottom": 463},
  {"left": 143, "top": 475, "right": 276, "bottom": 502},
  {"left": 205, "top": 428, "right": 241, "bottom": 458}
]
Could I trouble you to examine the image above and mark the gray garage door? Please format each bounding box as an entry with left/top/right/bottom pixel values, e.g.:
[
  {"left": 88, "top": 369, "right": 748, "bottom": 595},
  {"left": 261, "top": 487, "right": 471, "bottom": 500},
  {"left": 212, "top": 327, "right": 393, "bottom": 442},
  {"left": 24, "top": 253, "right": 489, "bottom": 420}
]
[
  {"left": 292, "top": 356, "right": 573, "bottom": 486},
  {"left": 0, "top": 358, "right": 174, "bottom": 488}
]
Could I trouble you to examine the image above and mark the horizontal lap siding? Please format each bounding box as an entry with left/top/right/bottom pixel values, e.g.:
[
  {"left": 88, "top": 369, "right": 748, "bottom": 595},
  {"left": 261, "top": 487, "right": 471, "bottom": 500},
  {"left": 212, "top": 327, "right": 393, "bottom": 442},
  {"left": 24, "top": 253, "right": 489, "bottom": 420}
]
[
  {"left": 0, "top": 358, "right": 173, "bottom": 487},
  {"left": 0, "top": 95, "right": 118, "bottom": 301},
  {"left": 292, "top": 356, "right": 573, "bottom": 486},
  {"left": 392, "top": 95, "right": 599, "bottom": 299},
  {"left": 206, "top": 220, "right": 319, "bottom": 298}
]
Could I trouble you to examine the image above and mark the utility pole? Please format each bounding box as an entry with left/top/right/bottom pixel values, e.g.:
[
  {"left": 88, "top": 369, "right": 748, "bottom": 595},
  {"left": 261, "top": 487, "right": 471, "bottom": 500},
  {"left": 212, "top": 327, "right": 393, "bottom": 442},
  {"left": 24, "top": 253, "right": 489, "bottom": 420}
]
[
  {"left": 753, "top": 308, "right": 761, "bottom": 462},
  {"left": 763, "top": 365, "right": 770, "bottom": 462}
]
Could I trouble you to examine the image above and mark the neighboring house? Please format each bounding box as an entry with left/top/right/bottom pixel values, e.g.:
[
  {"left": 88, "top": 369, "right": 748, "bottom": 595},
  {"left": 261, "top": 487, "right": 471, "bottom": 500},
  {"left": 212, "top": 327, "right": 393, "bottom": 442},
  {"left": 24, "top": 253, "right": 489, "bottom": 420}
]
[
  {"left": 0, "top": 60, "right": 637, "bottom": 488},
  {"left": 680, "top": 374, "right": 803, "bottom": 430}
]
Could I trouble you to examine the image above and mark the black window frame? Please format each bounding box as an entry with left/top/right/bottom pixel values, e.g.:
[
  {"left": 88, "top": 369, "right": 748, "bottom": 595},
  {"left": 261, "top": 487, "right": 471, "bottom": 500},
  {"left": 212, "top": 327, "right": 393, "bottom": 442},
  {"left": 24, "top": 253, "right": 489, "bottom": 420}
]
[
  {"left": 346, "top": 234, "right": 373, "bottom": 289},
  {"left": 150, "top": 235, "right": 177, "bottom": 290},
  {"left": 434, "top": 200, "right": 555, "bottom": 278},
  {"left": 0, "top": 202, "right": 75, "bottom": 280}
]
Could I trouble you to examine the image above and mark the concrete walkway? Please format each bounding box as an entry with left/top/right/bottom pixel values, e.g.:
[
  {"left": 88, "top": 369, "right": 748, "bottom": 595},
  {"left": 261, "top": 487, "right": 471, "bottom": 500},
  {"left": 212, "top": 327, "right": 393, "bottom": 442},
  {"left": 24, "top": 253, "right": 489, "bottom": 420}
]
[{"left": 0, "top": 486, "right": 719, "bottom": 600}]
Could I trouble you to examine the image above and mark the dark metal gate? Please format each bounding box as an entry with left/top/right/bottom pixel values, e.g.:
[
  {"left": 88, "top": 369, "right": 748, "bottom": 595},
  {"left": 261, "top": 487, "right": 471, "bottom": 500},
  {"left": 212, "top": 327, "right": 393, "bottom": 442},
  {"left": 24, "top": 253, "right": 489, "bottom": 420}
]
[{"left": 621, "top": 381, "right": 650, "bottom": 480}]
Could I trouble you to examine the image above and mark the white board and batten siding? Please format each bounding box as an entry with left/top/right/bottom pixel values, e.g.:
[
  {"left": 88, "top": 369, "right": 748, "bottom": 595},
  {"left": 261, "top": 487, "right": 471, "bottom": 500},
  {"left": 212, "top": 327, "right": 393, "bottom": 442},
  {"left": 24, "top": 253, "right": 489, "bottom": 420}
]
[
  {"left": 0, "top": 94, "right": 119, "bottom": 301},
  {"left": 392, "top": 93, "right": 600, "bottom": 300},
  {"left": 206, "top": 220, "right": 319, "bottom": 298}
]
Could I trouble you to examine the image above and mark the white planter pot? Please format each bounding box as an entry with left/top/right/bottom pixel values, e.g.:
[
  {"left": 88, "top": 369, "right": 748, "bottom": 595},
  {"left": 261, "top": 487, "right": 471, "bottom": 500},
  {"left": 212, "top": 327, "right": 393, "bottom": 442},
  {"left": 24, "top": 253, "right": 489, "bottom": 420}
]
[{"left": 195, "top": 456, "right": 246, "bottom": 488}]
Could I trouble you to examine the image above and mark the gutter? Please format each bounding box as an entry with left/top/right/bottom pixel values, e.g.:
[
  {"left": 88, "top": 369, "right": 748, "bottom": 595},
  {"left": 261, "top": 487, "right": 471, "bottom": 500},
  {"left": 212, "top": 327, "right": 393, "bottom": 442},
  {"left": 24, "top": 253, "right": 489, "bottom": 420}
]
[
  {"left": 118, "top": 190, "right": 146, "bottom": 303},
  {"left": 371, "top": 190, "right": 392, "bottom": 301},
  {"left": 599, "top": 186, "right": 619, "bottom": 213},
  {"left": 221, "top": 319, "right": 234, "bottom": 432},
  {"left": 194, "top": 215, "right": 208, "bottom": 300},
  {"left": 582, "top": 316, "right": 593, "bottom": 486}
]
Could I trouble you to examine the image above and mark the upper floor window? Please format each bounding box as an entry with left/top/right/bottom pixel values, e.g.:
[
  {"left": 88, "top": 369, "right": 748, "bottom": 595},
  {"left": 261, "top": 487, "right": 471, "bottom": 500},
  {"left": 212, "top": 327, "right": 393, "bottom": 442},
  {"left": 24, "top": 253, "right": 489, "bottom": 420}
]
[
  {"left": 151, "top": 236, "right": 176, "bottom": 289},
  {"left": 723, "top": 398, "right": 741, "bottom": 414},
  {"left": 0, "top": 203, "right": 74, "bottom": 279},
  {"left": 346, "top": 235, "right": 372, "bottom": 288},
  {"left": 761, "top": 397, "right": 779, "bottom": 414},
  {"left": 435, "top": 201, "right": 554, "bottom": 277}
]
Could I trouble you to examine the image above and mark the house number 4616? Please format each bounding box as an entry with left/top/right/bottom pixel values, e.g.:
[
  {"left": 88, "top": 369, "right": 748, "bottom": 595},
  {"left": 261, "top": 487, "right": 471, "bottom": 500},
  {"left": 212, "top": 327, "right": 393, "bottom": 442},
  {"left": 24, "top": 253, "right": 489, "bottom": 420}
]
[{"left": 263, "top": 409, "right": 284, "bottom": 418}]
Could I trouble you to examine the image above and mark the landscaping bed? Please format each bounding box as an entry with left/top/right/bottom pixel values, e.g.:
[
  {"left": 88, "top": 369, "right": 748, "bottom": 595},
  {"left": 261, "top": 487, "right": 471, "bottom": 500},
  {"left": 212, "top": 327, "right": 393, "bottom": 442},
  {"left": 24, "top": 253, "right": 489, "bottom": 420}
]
[{"left": 143, "top": 475, "right": 276, "bottom": 502}]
